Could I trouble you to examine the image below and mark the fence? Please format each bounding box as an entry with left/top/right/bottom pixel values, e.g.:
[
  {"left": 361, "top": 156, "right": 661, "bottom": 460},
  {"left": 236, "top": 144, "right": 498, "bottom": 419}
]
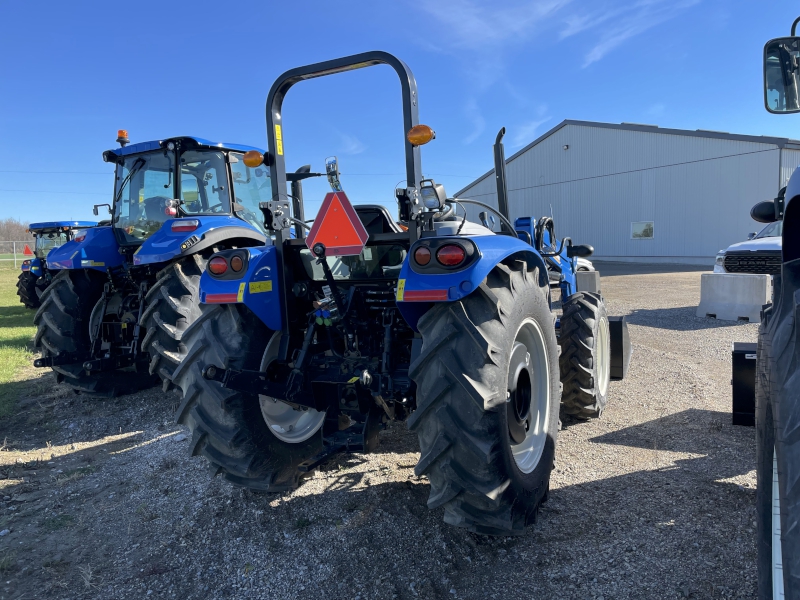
[{"left": 0, "top": 242, "right": 34, "bottom": 268}]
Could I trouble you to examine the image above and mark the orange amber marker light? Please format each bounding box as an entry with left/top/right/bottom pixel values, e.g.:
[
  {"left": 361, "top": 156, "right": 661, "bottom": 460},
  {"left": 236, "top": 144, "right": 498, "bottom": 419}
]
[
  {"left": 243, "top": 150, "right": 264, "bottom": 167},
  {"left": 407, "top": 124, "right": 436, "bottom": 146},
  {"left": 117, "top": 129, "right": 128, "bottom": 139}
]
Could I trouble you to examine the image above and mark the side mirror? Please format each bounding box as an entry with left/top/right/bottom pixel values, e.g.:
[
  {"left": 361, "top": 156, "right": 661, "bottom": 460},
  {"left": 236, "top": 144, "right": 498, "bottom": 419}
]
[
  {"left": 747, "top": 232, "right": 758, "bottom": 240},
  {"left": 764, "top": 37, "right": 800, "bottom": 113},
  {"left": 325, "top": 156, "right": 342, "bottom": 192},
  {"left": 93, "top": 203, "right": 111, "bottom": 216},
  {"left": 567, "top": 244, "right": 594, "bottom": 258}
]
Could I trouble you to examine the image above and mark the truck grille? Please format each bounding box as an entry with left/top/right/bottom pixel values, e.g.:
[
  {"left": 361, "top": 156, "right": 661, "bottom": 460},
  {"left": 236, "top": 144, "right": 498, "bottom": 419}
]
[{"left": 723, "top": 251, "right": 782, "bottom": 275}]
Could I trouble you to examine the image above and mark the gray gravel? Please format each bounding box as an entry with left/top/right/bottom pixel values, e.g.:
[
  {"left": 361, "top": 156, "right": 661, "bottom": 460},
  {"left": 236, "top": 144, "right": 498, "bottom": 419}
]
[{"left": 0, "top": 265, "right": 758, "bottom": 599}]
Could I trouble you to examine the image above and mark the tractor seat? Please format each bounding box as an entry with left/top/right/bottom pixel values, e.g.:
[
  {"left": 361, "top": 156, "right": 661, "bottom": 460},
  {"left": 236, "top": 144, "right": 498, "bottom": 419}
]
[{"left": 143, "top": 196, "right": 171, "bottom": 224}]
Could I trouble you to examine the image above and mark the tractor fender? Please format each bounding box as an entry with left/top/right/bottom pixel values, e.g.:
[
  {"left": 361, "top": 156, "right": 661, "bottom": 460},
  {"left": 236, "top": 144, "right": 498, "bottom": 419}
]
[
  {"left": 45, "top": 226, "right": 122, "bottom": 272},
  {"left": 28, "top": 257, "right": 43, "bottom": 276},
  {"left": 396, "top": 234, "right": 549, "bottom": 331},
  {"left": 133, "top": 217, "right": 266, "bottom": 266},
  {"left": 198, "top": 245, "right": 282, "bottom": 331}
]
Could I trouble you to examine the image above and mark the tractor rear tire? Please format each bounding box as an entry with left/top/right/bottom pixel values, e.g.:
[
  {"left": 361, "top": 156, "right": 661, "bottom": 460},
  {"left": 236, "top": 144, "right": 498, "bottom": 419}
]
[
  {"left": 141, "top": 254, "right": 206, "bottom": 390},
  {"left": 34, "top": 270, "right": 141, "bottom": 395},
  {"left": 756, "top": 268, "right": 800, "bottom": 598},
  {"left": 409, "top": 260, "right": 561, "bottom": 535},
  {"left": 558, "top": 292, "right": 611, "bottom": 419},
  {"left": 170, "top": 304, "right": 322, "bottom": 491},
  {"left": 16, "top": 271, "right": 40, "bottom": 309}
]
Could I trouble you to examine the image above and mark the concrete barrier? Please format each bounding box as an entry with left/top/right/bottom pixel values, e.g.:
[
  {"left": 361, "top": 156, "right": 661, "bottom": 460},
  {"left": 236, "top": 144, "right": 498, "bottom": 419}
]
[
  {"left": 576, "top": 271, "right": 601, "bottom": 294},
  {"left": 696, "top": 273, "right": 770, "bottom": 323}
]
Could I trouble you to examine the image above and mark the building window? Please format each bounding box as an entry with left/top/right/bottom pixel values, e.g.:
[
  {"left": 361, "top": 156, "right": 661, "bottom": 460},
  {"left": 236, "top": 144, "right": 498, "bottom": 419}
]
[{"left": 631, "top": 221, "right": 654, "bottom": 239}]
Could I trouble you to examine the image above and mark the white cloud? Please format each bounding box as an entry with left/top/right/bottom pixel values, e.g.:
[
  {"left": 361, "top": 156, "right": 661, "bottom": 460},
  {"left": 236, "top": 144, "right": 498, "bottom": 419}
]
[
  {"left": 463, "top": 98, "right": 486, "bottom": 144},
  {"left": 512, "top": 116, "right": 551, "bottom": 147},
  {"left": 339, "top": 133, "right": 366, "bottom": 155},
  {"left": 561, "top": 0, "right": 701, "bottom": 68}
]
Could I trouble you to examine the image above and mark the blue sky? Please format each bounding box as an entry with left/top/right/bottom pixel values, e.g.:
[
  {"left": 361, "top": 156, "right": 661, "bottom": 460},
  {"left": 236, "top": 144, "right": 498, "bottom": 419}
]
[{"left": 0, "top": 0, "right": 798, "bottom": 224}]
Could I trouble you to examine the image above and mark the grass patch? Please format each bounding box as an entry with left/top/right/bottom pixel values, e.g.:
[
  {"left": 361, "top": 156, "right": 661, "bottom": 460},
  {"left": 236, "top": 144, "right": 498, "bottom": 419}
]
[
  {"left": 0, "top": 268, "right": 37, "bottom": 418},
  {"left": 41, "top": 514, "right": 75, "bottom": 531}
]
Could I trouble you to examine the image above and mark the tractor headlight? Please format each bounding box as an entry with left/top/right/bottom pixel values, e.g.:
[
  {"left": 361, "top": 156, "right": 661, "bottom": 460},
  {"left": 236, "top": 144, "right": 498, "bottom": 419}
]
[{"left": 419, "top": 179, "right": 446, "bottom": 210}]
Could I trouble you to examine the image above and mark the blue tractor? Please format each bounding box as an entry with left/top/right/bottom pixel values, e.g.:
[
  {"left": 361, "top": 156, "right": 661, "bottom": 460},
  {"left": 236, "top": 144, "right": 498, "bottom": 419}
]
[
  {"left": 17, "top": 221, "right": 96, "bottom": 309},
  {"left": 33, "top": 133, "right": 269, "bottom": 396},
  {"left": 754, "top": 19, "right": 800, "bottom": 598},
  {"left": 169, "top": 52, "right": 622, "bottom": 534}
]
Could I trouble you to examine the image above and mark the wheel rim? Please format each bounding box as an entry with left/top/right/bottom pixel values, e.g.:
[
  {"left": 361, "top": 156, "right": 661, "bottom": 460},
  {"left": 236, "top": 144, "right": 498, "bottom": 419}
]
[
  {"left": 258, "top": 332, "right": 326, "bottom": 444},
  {"left": 773, "top": 447, "right": 785, "bottom": 599},
  {"left": 510, "top": 318, "right": 550, "bottom": 474},
  {"left": 597, "top": 315, "right": 611, "bottom": 397}
]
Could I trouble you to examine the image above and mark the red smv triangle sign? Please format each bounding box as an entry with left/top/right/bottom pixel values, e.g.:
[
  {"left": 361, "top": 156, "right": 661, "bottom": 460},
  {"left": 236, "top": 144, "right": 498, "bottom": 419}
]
[
  {"left": 22, "top": 244, "right": 34, "bottom": 256},
  {"left": 306, "top": 192, "right": 369, "bottom": 256}
]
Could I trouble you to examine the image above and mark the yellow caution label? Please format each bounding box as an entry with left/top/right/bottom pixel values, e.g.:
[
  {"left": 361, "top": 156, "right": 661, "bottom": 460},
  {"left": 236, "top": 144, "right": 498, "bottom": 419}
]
[
  {"left": 347, "top": 376, "right": 360, "bottom": 384},
  {"left": 249, "top": 281, "right": 272, "bottom": 294},
  {"left": 396, "top": 279, "right": 405, "bottom": 301},
  {"left": 237, "top": 282, "right": 246, "bottom": 302},
  {"left": 275, "top": 124, "right": 283, "bottom": 156}
]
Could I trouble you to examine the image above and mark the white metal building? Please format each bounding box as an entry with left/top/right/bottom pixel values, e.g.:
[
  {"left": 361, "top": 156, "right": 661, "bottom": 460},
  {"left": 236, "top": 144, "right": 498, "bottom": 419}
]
[{"left": 455, "top": 120, "right": 800, "bottom": 264}]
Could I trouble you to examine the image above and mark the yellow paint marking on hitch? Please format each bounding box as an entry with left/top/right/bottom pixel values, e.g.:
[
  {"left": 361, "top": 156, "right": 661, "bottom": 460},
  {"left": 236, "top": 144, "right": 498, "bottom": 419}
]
[
  {"left": 396, "top": 279, "right": 406, "bottom": 301},
  {"left": 249, "top": 281, "right": 272, "bottom": 294},
  {"left": 237, "top": 282, "right": 246, "bottom": 302},
  {"left": 347, "top": 376, "right": 360, "bottom": 384}
]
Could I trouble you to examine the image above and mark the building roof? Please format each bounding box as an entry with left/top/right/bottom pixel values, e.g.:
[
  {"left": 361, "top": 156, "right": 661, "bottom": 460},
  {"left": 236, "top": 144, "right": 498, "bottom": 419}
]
[{"left": 455, "top": 119, "right": 800, "bottom": 197}]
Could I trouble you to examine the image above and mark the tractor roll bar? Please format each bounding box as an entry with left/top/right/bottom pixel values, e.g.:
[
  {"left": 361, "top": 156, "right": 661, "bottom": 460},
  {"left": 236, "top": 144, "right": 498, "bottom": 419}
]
[{"left": 265, "top": 51, "right": 422, "bottom": 240}]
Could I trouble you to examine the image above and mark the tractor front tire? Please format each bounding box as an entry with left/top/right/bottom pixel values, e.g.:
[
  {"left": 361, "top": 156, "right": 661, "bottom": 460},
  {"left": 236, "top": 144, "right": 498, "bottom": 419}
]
[
  {"left": 558, "top": 291, "right": 611, "bottom": 419},
  {"left": 34, "top": 270, "right": 134, "bottom": 395},
  {"left": 170, "top": 304, "right": 322, "bottom": 491},
  {"left": 409, "top": 260, "right": 561, "bottom": 535},
  {"left": 16, "top": 271, "right": 40, "bottom": 309},
  {"left": 756, "top": 268, "right": 800, "bottom": 598}
]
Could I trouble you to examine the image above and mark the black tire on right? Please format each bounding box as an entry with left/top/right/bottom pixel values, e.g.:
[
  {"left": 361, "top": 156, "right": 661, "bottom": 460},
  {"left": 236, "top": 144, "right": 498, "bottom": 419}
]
[
  {"left": 16, "top": 271, "right": 40, "bottom": 309},
  {"left": 559, "top": 291, "right": 609, "bottom": 419},
  {"left": 170, "top": 303, "right": 322, "bottom": 491},
  {"left": 757, "top": 263, "right": 800, "bottom": 598},
  {"left": 409, "top": 260, "right": 561, "bottom": 535}
]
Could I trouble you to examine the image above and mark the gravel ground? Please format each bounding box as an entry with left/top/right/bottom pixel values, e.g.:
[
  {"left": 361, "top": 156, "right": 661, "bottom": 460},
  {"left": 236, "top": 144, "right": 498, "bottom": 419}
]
[{"left": 0, "top": 265, "right": 758, "bottom": 599}]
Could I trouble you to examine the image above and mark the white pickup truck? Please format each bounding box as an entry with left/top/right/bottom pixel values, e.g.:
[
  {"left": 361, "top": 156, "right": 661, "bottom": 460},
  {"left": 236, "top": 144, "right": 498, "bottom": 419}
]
[{"left": 713, "top": 217, "right": 783, "bottom": 275}]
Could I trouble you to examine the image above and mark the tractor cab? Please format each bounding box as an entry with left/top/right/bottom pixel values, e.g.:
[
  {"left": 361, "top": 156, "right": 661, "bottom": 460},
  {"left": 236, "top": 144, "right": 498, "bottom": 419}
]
[
  {"left": 101, "top": 135, "right": 270, "bottom": 247},
  {"left": 28, "top": 221, "right": 97, "bottom": 259}
]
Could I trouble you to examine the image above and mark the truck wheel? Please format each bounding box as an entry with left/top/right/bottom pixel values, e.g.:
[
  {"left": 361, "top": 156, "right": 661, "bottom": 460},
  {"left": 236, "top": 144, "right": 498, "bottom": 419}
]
[
  {"left": 141, "top": 254, "right": 206, "bottom": 389},
  {"left": 16, "top": 271, "right": 40, "bottom": 309},
  {"left": 558, "top": 291, "right": 610, "bottom": 419},
  {"left": 756, "top": 273, "right": 800, "bottom": 598},
  {"left": 34, "top": 270, "right": 136, "bottom": 395},
  {"left": 170, "top": 305, "right": 323, "bottom": 491},
  {"left": 409, "top": 260, "right": 561, "bottom": 535}
]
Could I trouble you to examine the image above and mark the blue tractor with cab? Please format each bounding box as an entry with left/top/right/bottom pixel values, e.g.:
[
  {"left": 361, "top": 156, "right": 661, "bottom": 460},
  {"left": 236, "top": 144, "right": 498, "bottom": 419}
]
[
  {"left": 17, "top": 221, "right": 97, "bottom": 309},
  {"left": 33, "top": 133, "right": 269, "bottom": 396},
  {"left": 170, "top": 52, "right": 626, "bottom": 534}
]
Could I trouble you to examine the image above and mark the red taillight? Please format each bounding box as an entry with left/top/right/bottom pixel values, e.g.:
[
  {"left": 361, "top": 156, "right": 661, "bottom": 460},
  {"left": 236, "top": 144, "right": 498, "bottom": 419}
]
[
  {"left": 414, "top": 246, "right": 431, "bottom": 266},
  {"left": 436, "top": 244, "right": 466, "bottom": 266},
  {"left": 230, "top": 255, "right": 244, "bottom": 272},
  {"left": 171, "top": 219, "right": 199, "bottom": 232},
  {"left": 164, "top": 207, "right": 178, "bottom": 217},
  {"left": 74, "top": 234, "right": 86, "bottom": 243},
  {"left": 208, "top": 256, "right": 228, "bottom": 275}
]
